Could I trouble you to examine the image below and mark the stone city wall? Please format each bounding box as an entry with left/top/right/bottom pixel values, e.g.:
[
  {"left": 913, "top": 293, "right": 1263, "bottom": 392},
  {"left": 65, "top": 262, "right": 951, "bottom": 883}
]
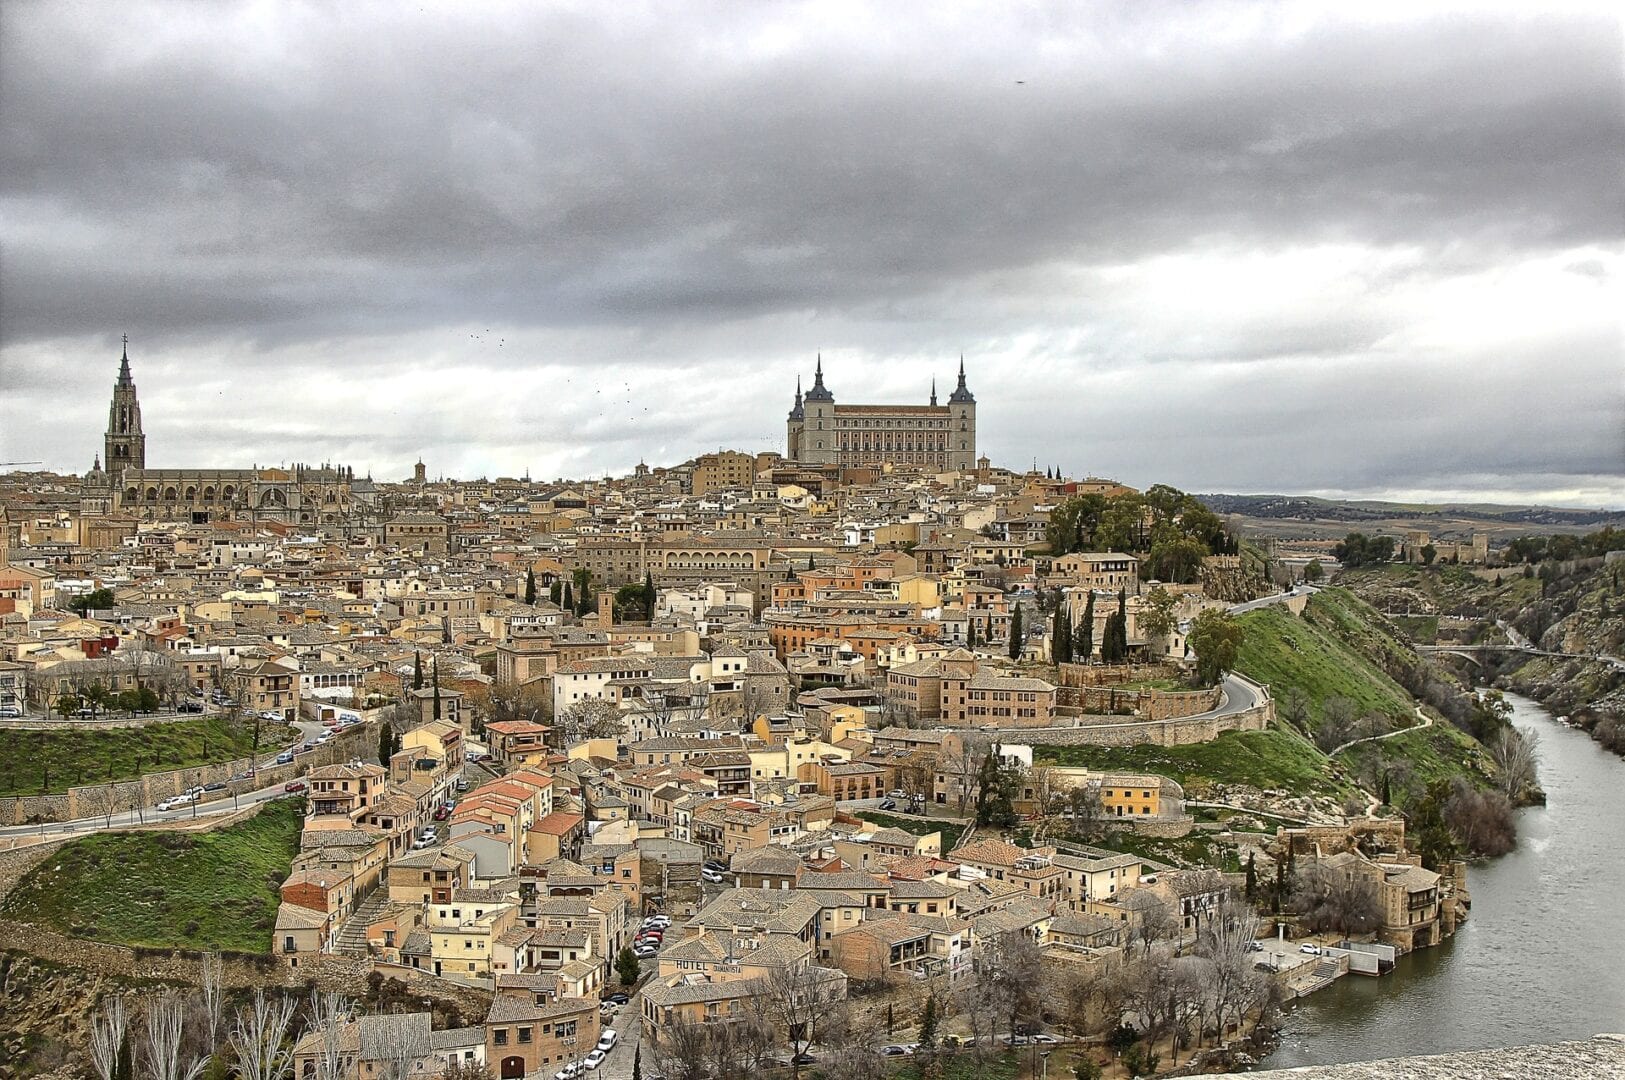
[
  {"left": 0, "top": 719, "right": 375, "bottom": 826},
  {"left": 984, "top": 701, "right": 1271, "bottom": 748},
  {"left": 1057, "top": 662, "right": 1184, "bottom": 688},
  {"left": 1061, "top": 685, "right": 1223, "bottom": 721}
]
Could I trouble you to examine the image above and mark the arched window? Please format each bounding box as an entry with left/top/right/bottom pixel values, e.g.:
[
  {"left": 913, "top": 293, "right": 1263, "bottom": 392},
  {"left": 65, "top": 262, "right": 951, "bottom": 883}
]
[
  {"left": 223, "top": 485, "right": 236, "bottom": 499},
  {"left": 163, "top": 486, "right": 178, "bottom": 501},
  {"left": 202, "top": 486, "right": 215, "bottom": 501},
  {"left": 125, "top": 488, "right": 138, "bottom": 503},
  {"left": 145, "top": 487, "right": 158, "bottom": 501},
  {"left": 184, "top": 486, "right": 197, "bottom": 500}
]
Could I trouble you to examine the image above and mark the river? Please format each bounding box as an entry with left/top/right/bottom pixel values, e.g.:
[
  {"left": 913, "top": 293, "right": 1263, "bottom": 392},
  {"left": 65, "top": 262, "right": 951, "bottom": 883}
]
[{"left": 1262, "top": 691, "right": 1625, "bottom": 1067}]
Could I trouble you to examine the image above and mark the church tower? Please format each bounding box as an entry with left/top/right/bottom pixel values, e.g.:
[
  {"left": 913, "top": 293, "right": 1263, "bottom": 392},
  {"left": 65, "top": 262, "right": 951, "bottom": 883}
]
[{"left": 104, "top": 336, "right": 146, "bottom": 474}]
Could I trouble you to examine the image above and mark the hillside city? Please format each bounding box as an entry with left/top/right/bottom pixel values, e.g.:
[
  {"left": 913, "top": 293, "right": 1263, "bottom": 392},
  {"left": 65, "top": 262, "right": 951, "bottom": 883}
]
[{"left": 5, "top": 347, "right": 1618, "bottom": 1080}]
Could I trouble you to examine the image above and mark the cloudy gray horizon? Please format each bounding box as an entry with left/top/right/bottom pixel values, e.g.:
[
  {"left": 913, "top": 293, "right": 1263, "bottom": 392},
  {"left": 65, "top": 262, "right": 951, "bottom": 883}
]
[{"left": 3, "top": 1, "right": 1622, "bottom": 507}]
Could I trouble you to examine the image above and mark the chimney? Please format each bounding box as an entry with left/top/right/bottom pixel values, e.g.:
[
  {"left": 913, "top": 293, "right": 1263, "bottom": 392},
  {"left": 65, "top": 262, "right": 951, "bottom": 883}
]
[{"left": 598, "top": 591, "right": 614, "bottom": 626}]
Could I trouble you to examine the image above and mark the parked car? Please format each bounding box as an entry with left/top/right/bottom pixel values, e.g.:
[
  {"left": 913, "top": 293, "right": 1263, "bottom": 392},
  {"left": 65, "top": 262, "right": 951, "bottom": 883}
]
[
  {"left": 412, "top": 835, "right": 436, "bottom": 850},
  {"left": 1255, "top": 960, "right": 1280, "bottom": 973},
  {"left": 597, "top": 1030, "right": 618, "bottom": 1052},
  {"left": 603, "top": 992, "right": 629, "bottom": 1006},
  {"left": 877, "top": 799, "right": 897, "bottom": 811},
  {"left": 284, "top": 780, "right": 307, "bottom": 793},
  {"left": 886, "top": 789, "right": 907, "bottom": 799},
  {"left": 1300, "top": 943, "right": 1322, "bottom": 955},
  {"left": 881, "top": 1045, "right": 916, "bottom": 1056},
  {"left": 634, "top": 945, "right": 658, "bottom": 959},
  {"left": 1247, "top": 940, "right": 1265, "bottom": 952},
  {"left": 701, "top": 869, "right": 725, "bottom": 884},
  {"left": 177, "top": 701, "right": 204, "bottom": 713},
  {"left": 582, "top": 1050, "right": 605, "bottom": 1070},
  {"left": 260, "top": 711, "right": 283, "bottom": 722},
  {"left": 643, "top": 916, "right": 670, "bottom": 929},
  {"left": 0, "top": 706, "right": 22, "bottom": 718},
  {"left": 433, "top": 806, "right": 450, "bottom": 821},
  {"left": 275, "top": 751, "right": 295, "bottom": 765},
  {"left": 702, "top": 859, "right": 727, "bottom": 872},
  {"left": 203, "top": 781, "right": 227, "bottom": 792}
]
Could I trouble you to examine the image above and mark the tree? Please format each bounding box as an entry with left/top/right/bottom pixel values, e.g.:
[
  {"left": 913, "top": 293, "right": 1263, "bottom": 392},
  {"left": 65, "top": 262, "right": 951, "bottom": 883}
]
[
  {"left": 378, "top": 721, "right": 398, "bottom": 765},
  {"left": 615, "top": 582, "right": 652, "bottom": 621},
  {"left": 1491, "top": 727, "right": 1539, "bottom": 800},
  {"left": 1139, "top": 585, "right": 1178, "bottom": 643},
  {"left": 198, "top": 952, "right": 225, "bottom": 1056},
  {"left": 1314, "top": 696, "right": 1357, "bottom": 752},
  {"left": 756, "top": 965, "right": 845, "bottom": 1080},
  {"left": 432, "top": 656, "right": 443, "bottom": 722},
  {"left": 1291, "top": 862, "right": 1383, "bottom": 935},
  {"left": 1046, "top": 494, "right": 1109, "bottom": 555},
  {"left": 975, "top": 748, "right": 1019, "bottom": 828},
  {"left": 1303, "top": 559, "right": 1324, "bottom": 583},
  {"left": 556, "top": 698, "right": 626, "bottom": 745},
  {"left": 1442, "top": 779, "right": 1517, "bottom": 856},
  {"left": 1008, "top": 602, "right": 1024, "bottom": 660},
  {"left": 631, "top": 1048, "right": 642, "bottom": 1080},
  {"left": 304, "top": 991, "right": 352, "bottom": 1080},
  {"left": 616, "top": 946, "right": 641, "bottom": 987},
  {"left": 1187, "top": 608, "right": 1243, "bottom": 687},
  {"left": 1145, "top": 537, "right": 1207, "bottom": 584},
  {"left": 571, "top": 568, "right": 594, "bottom": 615},
  {"left": 978, "top": 931, "right": 1045, "bottom": 1042},
  {"left": 412, "top": 652, "right": 423, "bottom": 691},
  {"left": 139, "top": 990, "right": 208, "bottom": 1080},
  {"left": 1077, "top": 591, "right": 1095, "bottom": 661},
  {"left": 524, "top": 568, "right": 537, "bottom": 606},
  {"left": 1100, "top": 589, "right": 1128, "bottom": 664},
  {"left": 917, "top": 994, "right": 938, "bottom": 1053},
  {"left": 1051, "top": 604, "right": 1072, "bottom": 665},
  {"left": 561, "top": 581, "right": 574, "bottom": 614},
  {"left": 227, "top": 991, "right": 297, "bottom": 1080},
  {"left": 371, "top": 1012, "right": 432, "bottom": 1080},
  {"left": 56, "top": 691, "right": 81, "bottom": 721},
  {"left": 1420, "top": 544, "right": 1437, "bottom": 566},
  {"left": 644, "top": 570, "right": 658, "bottom": 616},
  {"left": 966, "top": 618, "right": 978, "bottom": 651},
  {"left": 69, "top": 587, "right": 117, "bottom": 615},
  {"left": 89, "top": 995, "right": 129, "bottom": 1080}
]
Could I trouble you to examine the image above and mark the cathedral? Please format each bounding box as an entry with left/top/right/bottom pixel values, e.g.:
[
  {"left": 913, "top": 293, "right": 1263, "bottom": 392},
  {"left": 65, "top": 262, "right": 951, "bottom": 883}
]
[
  {"left": 786, "top": 356, "right": 977, "bottom": 471},
  {"left": 81, "top": 340, "right": 376, "bottom": 529}
]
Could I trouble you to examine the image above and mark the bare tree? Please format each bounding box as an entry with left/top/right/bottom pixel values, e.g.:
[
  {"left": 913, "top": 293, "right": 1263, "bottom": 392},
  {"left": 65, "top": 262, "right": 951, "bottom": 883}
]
[
  {"left": 814, "top": 996, "right": 887, "bottom": 1080},
  {"left": 140, "top": 991, "right": 208, "bottom": 1080},
  {"left": 228, "top": 991, "right": 298, "bottom": 1080},
  {"left": 304, "top": 990, "right": 353, "bottom": 1080},
  {"left": 373, "top": 1013, "right": 434, "bottom": 1080},
  {"left": 1064, "top": 779, "right": 1108, "bottom": 842},
  {"left": 556, "top": 698, "right": 627, "bottom": 745},
  {"left": 89, "top": 995, "right": 129, "bottom": 1080},
  {"left": 1196, "top": 894, "right": 1260, "bottom": 1044},
  {"left": 978, "top": 930, "right": 1045, "bottom": 1039},
  {"left": 757, "top": 964, "right": 847, "bottom": 1079},
  {"left": 951, "top": 974, "right": 1003, "bottom": 1062},
  {"left": 1134, "top": 894, "right": 1180, "bottom": 957},
  {"left": 949, "top": 733, "right": 990, "bottom": 815},
  {"left": 1291, "top": 862, "right": 1383, "bottom": 935},
  {"left": 648, "top": 1020, "right": 712, "bottom": 1080},
  {"left": 1491, "top": 727, "right": 1539, "bottom": 799},
  {"left": 198, "top": 952, "right": 225, "bottom": 1056}
]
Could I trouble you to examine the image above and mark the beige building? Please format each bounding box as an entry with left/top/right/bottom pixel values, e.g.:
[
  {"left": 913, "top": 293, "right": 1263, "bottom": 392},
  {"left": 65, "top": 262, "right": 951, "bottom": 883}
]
[{"left": 786, "top": 358, "right": 978, "bottom": 471}]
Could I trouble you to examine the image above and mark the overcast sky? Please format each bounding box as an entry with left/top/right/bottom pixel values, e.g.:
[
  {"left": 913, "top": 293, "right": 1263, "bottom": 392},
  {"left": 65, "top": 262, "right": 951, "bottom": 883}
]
[{"left": 2, "top": 1, "right": 1621, "bottom": 506}]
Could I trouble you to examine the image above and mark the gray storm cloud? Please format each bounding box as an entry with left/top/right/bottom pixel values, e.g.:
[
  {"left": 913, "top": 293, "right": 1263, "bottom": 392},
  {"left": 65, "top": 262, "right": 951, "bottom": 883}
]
[{"left": 1, "top": 1, "right": 1620, "bottom": 503}]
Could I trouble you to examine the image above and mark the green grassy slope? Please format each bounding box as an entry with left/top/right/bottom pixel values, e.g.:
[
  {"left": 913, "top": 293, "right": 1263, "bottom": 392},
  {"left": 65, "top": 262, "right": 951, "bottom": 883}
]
[
  {"left": 1, "top": 798, "right": 304, "bottom": 952},
  {"left": 1338, "top": 722, "right": 1495, "bottom": 797},
  {"left": 855, "top": 811, "right": 966, "bottom": 852},
  {"left": 1033, "top": 728, "right": 1355, "bottom": 800},
  {"left": 1234, "top": 592, "right": 1419, "bottom": 730},
  {"left": 0, "top": 715, "right": 291, "bottom": 797}
]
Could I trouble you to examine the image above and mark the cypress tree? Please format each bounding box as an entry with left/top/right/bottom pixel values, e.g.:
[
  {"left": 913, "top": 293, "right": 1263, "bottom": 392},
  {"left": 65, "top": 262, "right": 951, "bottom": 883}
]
[
  {"left": 967, "top": 619, "right": 978, "bottom": 650},
  {"left": 632, "top": 1048, "right": 642, "bottom": 1080},
  {"left": 1244, "top": 852, "right": 1257, "bottom": 901},
  {"left": 412, "top": 651, "right": 423, "bottom": 690},
  {"left": 1008, "top": 602, "right": 1024, "bottom": 660},
  {"left": 524, "top": 567, "right": 537, "bottom": 606},
  {"left": 562, "top": 581, "right": 574, "bottom": 614},
  {"left": 1051, "top": 605, "right": 1071, "bottom": 665},
  {"left": 378, "top": 722, "right": 395, "bottom": 765},
  {"left": 432, "top": 656, "right": 442, "bottom": 722},
  {"left": 1078, "top": 592, "right": 1095, "bottom": 661},
  {"left": 643, "top": 570, "right": 656, "bottom": 617}
]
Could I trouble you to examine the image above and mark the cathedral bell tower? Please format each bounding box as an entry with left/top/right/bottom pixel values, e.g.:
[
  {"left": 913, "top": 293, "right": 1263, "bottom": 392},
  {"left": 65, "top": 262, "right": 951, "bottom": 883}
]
[{"left": 105, "top": 335, "right": 146, "bottom": 474}]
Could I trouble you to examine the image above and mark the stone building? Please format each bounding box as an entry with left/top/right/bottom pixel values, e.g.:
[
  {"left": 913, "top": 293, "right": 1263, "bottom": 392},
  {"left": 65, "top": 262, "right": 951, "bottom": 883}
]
[
  {"left": 80, "top": 342, "right": 377, "bottom": 529},
  {"left": 786, "top": 356, "right": 977, "bottom": 471}
]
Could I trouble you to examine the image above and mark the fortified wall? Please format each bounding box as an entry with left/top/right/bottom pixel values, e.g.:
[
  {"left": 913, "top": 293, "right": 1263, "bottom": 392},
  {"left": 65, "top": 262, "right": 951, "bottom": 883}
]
[{"left": 0, "top": 718, "right": 376, "bottom": 826}]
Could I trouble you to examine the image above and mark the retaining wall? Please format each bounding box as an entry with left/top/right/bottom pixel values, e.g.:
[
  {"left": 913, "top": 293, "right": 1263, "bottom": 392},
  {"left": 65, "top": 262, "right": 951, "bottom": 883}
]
[
  {"left": 0, "top": 719, "right": 376, "bottom": 826},
  {"left": 986, "top": 702, "right": 1272, "bottom": 748}
]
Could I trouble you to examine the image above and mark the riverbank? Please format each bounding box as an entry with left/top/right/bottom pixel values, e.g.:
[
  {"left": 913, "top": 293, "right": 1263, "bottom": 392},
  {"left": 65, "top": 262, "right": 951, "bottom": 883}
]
[{"left": 1261, "top": 691, "right": 1625, "bottom": 1068}]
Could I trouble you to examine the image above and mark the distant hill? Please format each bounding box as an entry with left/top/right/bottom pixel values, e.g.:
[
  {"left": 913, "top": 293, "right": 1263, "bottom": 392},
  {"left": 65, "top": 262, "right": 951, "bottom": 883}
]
[{"left": 1197, "top": 494, "right": 1625, "bottom": 540}]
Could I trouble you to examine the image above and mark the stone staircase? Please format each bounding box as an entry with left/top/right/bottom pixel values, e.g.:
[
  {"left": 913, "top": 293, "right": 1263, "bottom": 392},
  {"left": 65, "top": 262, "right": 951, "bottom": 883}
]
[
  {"left": 334, "top": 890, "right": 392, "bottom": 957},
  {"left": 1297, "top": 958, "right": 1342, "bottom": 996}
]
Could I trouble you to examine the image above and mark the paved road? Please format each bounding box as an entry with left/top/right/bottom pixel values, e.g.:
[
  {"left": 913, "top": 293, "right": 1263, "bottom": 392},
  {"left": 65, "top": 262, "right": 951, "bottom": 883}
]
[
  {"left": 1208, "top": 673, "right": 1263, "bottom": 717},
  {"left": 0, "top": 716, "right": 344, "bottom": 841},
  {"left": 1228, "top": 584, "right": 1321, "bottom": 616}
]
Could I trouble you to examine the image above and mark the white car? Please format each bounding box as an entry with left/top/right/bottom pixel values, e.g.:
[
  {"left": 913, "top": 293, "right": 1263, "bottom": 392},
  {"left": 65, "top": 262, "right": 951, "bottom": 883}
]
[
  {"left": 597, "top": 1030, "right": 618, "bottom": 1052},
  {"left": 1300, "top": 943, "right": 1322, "bottom": 955},
  {"left": 582, "top": 1049, "right": 606, "bottom": 1070},
  {"left": 701, "top": 869, "right": 725, "bottom": 883}
]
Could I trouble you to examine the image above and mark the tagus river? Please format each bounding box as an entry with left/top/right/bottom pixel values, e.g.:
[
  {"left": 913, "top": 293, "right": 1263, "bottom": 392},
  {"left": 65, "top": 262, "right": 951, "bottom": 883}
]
[{"left": 1262, "top": 691, "right": 1625, "bottom": 1067}]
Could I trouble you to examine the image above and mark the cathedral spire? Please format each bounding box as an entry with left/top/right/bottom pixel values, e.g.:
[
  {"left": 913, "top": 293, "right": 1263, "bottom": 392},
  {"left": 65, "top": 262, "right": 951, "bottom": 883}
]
[
  {"left": 949, "top": 354, "right": 975, "bottom": 404},
  {"left": 804, "top": 352, "right": 833, "bottom": 403},
  {"left": 930, "top": 377, "right": 938, "bottom": 406},
  {"left": 117, "top": 334, "right": 134, "bottom": 388}
]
